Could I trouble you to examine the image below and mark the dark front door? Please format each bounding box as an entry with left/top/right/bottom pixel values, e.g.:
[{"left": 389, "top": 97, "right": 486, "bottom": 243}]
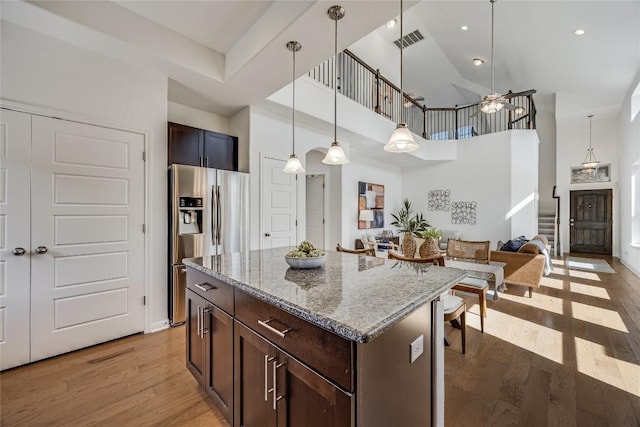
[{"left": 570, "top": 189, "right": 612, "bottom": 255}]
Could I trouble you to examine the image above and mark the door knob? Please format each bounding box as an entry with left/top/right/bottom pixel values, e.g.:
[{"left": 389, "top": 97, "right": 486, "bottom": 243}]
[
  {"left": 265, "top": 233, "right": 271, "bottom": 237},
  {"left": 35, "top": 246, "right": 48, "bottom": 254},
  {"left": 12, "top": 247, "right": 26, "bottom": 256}
]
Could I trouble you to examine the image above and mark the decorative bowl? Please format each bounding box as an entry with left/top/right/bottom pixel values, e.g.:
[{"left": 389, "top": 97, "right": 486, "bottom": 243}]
[{"left": 285, "top": 255, "right": 326, "bottom": 269}]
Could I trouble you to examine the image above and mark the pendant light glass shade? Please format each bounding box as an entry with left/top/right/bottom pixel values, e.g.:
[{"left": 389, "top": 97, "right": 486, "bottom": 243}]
[
  {"left": 582, "top": 115, "right": 599, "bottom": 169},
  {"left": 322, "top": 5, "right": 349, "bottom": 166},
  {"left": 385, "top": 123, "right": 418, "bottom": 152},
  {"left": 324, "top": 142, "right": 349, "bottom": 165},
  {"left": 384, "top": 0, "right": 418, "bottom": 153},
  {"left": 283, "top": 41, "right": 304, "bottom": 174},
  {"left": 283, "top": 154, "right": 305, "bottom": 173}
]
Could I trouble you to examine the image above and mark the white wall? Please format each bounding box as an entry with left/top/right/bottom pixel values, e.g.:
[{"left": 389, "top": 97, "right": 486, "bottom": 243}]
[
  {"left": 555, "top": 93, "right": 620, "bottom": 256},
  {"left": 230, "top": 107, "right": 251, "bottom": 173},
  {"left": 1, "top": 21, "right": 170, "bottom": 331},
  {"left": 306, "top": 150, "right": 342, "bottom": 249},
  {"left": 248, "top": 107, "right": 402, "bottom": 250},
  {"left": 168, "top": 101, "right": 230, "bottom": 134},
  {"left": 341, "top": 156, "right": 403, "bottom": 247},
  {"left": 402, "top": 130, "right": 539, "bottom": 249},
  {"left": 618, "top": 71, "right": 640, "bottom": 275},
  {"left": 536, "top": 112, "right": 557, "bottom": 212}
]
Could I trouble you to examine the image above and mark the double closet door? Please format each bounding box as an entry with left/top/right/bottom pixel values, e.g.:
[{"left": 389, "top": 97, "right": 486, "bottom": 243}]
[{"left": 0, "top": 109, "right": 146, "bottom": 370}]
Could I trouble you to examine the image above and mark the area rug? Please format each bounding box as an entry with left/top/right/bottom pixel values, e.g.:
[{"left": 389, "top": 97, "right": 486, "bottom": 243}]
[{"left": 565, "top": 256, "right": 616, "bottom": 273}]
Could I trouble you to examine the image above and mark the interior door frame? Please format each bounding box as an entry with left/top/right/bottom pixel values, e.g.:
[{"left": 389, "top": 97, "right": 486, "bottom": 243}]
[
  {"left": 569, "top": 187, "right": 614, "bottom": 255},
  {"left": 0, "top": 99, "right": 151, "bottom": 333},
  {"left": 305, "top": 172, "right": 326, "bottom": 250}
]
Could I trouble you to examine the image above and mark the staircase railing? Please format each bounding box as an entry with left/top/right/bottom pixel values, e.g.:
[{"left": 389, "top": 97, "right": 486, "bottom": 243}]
[
  {"left": 552, "top": 185, "right": 560, "bottom": 256},
  {"left": 308, "top": 49, "right": 537, "bottom": 140}
]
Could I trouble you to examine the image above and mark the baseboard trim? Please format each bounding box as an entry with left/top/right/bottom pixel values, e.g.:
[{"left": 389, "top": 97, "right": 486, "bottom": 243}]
[
  {"left": 150, "top": 319, "right": 170, "bottom": 333},
  {"left": 620, "top": 259, "right": 640, "bottom": 278}
]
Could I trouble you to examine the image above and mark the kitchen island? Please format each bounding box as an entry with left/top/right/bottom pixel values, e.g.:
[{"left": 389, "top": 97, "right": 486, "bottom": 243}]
[{"left": 183, "top": 248, "right": 466, "bottom": 427}]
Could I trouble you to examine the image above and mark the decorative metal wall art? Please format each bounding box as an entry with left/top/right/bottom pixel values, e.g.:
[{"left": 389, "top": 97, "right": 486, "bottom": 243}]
[
  {"left": 428, "top": 189, "right": 450, "bottom": 211},
  {"left": 451, "top": 201, "right": 477, "bottom": 225}
]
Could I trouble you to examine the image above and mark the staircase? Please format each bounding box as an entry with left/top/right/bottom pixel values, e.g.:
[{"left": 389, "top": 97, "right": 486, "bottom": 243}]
[{"left": 538, "top": 211, "right": 556, "bottom": 254}]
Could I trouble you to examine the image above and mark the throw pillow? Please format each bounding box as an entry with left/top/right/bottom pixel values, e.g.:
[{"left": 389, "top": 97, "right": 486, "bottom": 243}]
[{"left": 500, "top": 235, "right": 528, "bottom": 252}]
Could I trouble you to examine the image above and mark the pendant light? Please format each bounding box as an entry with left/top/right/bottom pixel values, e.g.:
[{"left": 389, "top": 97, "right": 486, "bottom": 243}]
[
  {"left": 582, "top": 114, "right": 600, "bottom": 169},
  {"left": 283, "top": 41, "right": 305, "bottom": 174},
  {"left": 478, "top": 0, "right": 519, "bottom": 114},
  {"left": 384, "top": 0, "right": 418, "bottom": 153},
  {"left": 322, "top": 5, "right": 349, "bottom": 165}
]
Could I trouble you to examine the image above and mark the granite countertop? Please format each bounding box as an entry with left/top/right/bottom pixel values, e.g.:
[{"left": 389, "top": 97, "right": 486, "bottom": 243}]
[{"left": 184, "top": 247, "right": 466, "bottom": 343}]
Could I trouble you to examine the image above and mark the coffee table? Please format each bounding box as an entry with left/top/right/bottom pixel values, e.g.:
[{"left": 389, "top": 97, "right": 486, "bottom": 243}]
[{"left": 444, "top": 260, "right": 506, "bottom": 300}]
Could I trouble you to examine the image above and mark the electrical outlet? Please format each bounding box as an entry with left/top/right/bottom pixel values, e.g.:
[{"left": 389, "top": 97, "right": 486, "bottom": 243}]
[{"left": 410, "top": 335, "right": 424, "bottom": 363}]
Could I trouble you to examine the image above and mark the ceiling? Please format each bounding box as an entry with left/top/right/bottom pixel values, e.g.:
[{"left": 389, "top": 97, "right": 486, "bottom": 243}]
[{"left": 2, "top": 0, "right": 639, "bottom": 166}]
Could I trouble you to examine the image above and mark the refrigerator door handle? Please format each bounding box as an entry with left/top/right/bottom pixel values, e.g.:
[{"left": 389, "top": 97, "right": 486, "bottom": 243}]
[
  {"left": 211, "top": 184, "right": 218, "bottom": 245},
  {"left": 216, "top": 185, "right": 222, "bottom": 247}
]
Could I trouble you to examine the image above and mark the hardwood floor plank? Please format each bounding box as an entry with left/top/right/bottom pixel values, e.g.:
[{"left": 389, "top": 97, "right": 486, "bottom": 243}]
[{"left": 517, "top": 366, "right": 551, "bottom": 426}]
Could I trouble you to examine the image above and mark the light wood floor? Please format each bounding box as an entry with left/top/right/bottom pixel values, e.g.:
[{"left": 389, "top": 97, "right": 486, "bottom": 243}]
[
  {"left": 445, "top": 254, "right": 640, "bottom": 426},
  {"left": 2, "top": 254, "right": 639, "bottom": 426}
]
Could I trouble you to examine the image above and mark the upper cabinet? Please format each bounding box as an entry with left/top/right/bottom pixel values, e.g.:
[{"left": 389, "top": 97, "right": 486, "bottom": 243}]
[{"left": 168, "top": 122, "right": 238, "bottom": 171}]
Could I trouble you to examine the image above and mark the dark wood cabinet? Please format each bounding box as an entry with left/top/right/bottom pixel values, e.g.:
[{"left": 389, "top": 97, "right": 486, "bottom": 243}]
[
  {"left": 168, "top": 122, "right": 238, "bottom": 171},
  {"left": 186, "top": 289, "right": 206, "bottom": 384},
  {"left": 186, "top": 275, "right": 234, "bottom": 424},
  {"left": 233, "top": 322, "right": 352, "bottom": 427}
]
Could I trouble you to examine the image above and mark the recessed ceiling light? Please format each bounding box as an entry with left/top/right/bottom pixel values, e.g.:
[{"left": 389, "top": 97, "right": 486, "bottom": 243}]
[
  {"left": 386, "top": 19, "right": 397, "bottom": 29},
  {"left": 461, "top": 25, "right": 469, "bottom": 31},
  {"left": 473, "top": 58, "right": 484, "bottom": 66},
  {"left": 573, "top": 29, "right": 585, "bottom": 36}
]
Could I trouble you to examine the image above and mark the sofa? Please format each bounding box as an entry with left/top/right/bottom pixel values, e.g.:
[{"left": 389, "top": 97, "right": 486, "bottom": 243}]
[{"left": 489, "top": 235, "right": 548, "bottom": 298}]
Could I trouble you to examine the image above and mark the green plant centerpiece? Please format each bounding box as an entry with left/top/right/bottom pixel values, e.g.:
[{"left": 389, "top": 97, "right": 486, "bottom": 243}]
[
  {"left": 419, "top": 228, "right": 443, "bottom": 258},
  {"left": 285, "top": 241, "right": 326, "bottom": 269},
  {"left": 390, "top": 198, "right": 430, "bottom": 258}
]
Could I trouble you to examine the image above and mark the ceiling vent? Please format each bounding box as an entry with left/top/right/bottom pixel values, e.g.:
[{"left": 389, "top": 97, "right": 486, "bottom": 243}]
[{"left": 393, "top": 30, "right": 424, "bottom": 49}]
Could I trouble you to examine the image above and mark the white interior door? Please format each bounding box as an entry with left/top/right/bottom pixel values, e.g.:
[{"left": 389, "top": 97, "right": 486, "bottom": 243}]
[
  {"left": 29, "top": 116, "right": 145, "bottom": 362},
  {"left": 306, "top": 174, "right": 325, "bottom": 249},
  {"left": 261, "top": 157, "right": 296, "bottom": 249},
  {"left": 0, "top": 109, "right": 32, "bottom": 370}
]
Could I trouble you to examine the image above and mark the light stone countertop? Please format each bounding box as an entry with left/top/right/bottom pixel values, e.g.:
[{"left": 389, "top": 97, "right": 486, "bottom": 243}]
[{"left": 184, "top": 247, "right": 466, "bottom": 343}]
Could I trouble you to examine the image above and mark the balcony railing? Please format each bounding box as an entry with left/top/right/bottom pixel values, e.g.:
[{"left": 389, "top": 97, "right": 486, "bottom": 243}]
[{"left": 308, "top": 49, "right": 536, "bottom": 140}]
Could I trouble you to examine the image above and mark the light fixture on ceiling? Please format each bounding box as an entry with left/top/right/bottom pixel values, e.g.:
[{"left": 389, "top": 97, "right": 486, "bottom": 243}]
[
  {"left": 386, "top": 19, "right": 397, "bottom": 29},
  {"left": 514, "top": 106, "right": 525, "bottom": 115},
  {"left": 461, "top": 25, "right": 469, "bottom": 31},
  {"left": 582, "top": 114, "right": 600, "bottom": 170},
  {"left": 384, "top": 0, "right": 419, "bottom": 153},
  {"left": 479, "top": 0, "right": 519, "bottom": 114},
  {"left": 573, "top": 29, "right": 585, "bottom": 36},
  {"left": 473, "top": 58, "right": 484, "bottom": 66},
  {"left": 283, "top": 41, "right": 304, "bottom": 174},
  {"left": 322, "top": 5, "right": 349, "bottom": 165}
]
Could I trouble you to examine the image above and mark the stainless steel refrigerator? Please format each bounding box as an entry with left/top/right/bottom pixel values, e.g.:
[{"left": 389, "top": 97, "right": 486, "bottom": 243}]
[{"left": 168, "top": 164, "right": 250, "bottom": 325}]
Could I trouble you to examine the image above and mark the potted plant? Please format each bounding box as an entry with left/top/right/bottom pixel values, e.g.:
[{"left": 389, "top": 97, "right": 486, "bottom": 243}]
[
  {"left": 419, "top": 228, "right": 442, "bottom": 258},
  {"left": 390, "top": 199, "right": 430, "bottom": 257}
]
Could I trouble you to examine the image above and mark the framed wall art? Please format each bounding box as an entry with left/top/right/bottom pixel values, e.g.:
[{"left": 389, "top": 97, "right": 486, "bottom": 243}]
[{"left": 358, "top": 181, "right": 384, "bottom": 229}]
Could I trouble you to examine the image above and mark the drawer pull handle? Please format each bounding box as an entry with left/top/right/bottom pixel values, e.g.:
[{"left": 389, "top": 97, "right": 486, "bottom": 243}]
[
  {"left": 258, "top": 318, "right": 292, "bottom": 338},
  {"left": 195, "top": 283, "right": 217, "bottom": 292}
]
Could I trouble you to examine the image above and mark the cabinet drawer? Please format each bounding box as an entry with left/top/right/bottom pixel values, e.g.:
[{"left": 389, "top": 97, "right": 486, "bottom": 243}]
[
  {"left": 187, "top": 268, "right": 234, "bottom": 315},
  {"left": 235, "top": 290, "right": 353, "bottom": 392}
]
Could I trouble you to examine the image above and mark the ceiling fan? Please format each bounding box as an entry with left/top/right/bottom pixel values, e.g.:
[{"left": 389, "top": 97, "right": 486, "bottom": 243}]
[{"left": 478, "top": 0, "right": 518, "bottom": 114}]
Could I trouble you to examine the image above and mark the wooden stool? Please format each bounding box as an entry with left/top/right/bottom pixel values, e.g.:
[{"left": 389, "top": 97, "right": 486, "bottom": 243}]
[
  {"left": 452, "top": 277, "right": 488, "bottom": 333},
  {"left": 442, "top": 294, "right": 466, "bottom": 354}
]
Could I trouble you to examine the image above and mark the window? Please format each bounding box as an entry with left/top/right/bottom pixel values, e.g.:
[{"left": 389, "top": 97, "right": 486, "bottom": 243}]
[{"left": 430, "top": 125, "right": 476, "bottom": 140}]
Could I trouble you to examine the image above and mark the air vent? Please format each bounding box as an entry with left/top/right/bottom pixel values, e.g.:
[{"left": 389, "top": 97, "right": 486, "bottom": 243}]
[{"left": 393, "top": 30, "right": 424, "bottom": 49}]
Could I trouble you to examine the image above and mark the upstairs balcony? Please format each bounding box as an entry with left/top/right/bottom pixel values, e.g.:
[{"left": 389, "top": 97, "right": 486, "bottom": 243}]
[{"left": 308, "top": 49, "right": 537, "bottom": 141}]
